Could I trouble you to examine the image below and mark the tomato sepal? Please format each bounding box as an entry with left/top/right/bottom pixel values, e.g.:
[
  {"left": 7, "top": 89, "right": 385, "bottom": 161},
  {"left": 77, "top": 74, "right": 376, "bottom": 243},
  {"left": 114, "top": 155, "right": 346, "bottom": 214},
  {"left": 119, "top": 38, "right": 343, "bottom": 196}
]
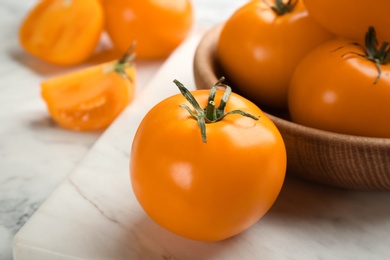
[
  {"left": 102, "top": 43, "right": 136, "bottom": 83},
  {"left": 263, "top": 0, "right": 298, "bottom": 15},
  {"left": 335, "top": 26, "right": 390, "bottom": 84},
  {"left": 174, "top": 77, "right": 259, "bottom": 143}
]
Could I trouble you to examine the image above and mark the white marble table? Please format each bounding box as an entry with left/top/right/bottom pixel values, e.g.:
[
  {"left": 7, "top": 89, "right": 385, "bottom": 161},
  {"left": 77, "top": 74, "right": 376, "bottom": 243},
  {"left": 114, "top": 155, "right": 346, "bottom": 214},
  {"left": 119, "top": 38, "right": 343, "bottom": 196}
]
[
  {"left": 0, "top": 0, "right": 248, "bottom": 259},
  {"left": 3, "top": 1, "right": 390, "bottom": 259}
]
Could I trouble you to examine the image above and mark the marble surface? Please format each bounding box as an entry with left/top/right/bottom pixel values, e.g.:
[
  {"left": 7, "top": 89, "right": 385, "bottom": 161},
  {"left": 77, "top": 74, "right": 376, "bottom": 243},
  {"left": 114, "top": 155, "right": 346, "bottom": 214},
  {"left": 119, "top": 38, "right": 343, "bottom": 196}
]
[
  {"left": 11, "top": 30, "right": 390, "bottom": 260},
  {"left": 0, "top": 0, "right": 248, "bottom": 259}
]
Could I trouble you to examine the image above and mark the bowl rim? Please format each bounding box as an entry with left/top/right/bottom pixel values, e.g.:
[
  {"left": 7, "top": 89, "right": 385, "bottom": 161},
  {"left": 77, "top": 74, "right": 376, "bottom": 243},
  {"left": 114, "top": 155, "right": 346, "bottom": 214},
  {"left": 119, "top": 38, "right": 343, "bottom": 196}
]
[{"left": 267, "top": 112, "right": 390, "bottom": 146}]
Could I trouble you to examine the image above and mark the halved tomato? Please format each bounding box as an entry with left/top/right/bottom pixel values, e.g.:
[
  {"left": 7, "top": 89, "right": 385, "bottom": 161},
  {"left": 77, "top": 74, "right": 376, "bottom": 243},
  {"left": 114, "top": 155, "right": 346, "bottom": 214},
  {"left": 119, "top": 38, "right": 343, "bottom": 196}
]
[
  {"left": 41, "top": 51, "right": 136, "bottom": 131},
  {"left": 19, "top": 0, "right": 104, "bottom": 66}
]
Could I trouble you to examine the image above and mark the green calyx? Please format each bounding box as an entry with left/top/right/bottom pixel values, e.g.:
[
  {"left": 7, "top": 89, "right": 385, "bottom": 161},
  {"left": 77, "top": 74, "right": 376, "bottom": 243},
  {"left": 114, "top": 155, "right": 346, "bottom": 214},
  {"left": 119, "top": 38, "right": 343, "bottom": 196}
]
[
  {"left": 113, "top": 42, "right": 136, "bottom": 82},
  {"left": 340, "top": 26, "right": 390, "bottom": 84},
  {"left": 264, "top": 0, "right": 298, "bottom": 15},
  {"left": 173, "top": 77, "right": 260, "bottom": 143}
]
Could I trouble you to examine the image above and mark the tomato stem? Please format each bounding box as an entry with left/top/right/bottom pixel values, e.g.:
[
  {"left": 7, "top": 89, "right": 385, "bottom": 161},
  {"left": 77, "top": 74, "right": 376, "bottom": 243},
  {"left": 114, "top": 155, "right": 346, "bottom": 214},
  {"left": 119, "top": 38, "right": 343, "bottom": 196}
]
[
  {"left": 263, "top": 0, "right": 298, "bottom": 15},
  {"left": 205, "top": 101, "right": 217, "bottom": 121},
  {"left": 338, "top": 26, "right": 390, "bottom": 84},
  {"left": 114, "top": 41, "right": 137, "bottom": 83},
  {"left": 173, "top": 77, "right": 259, "bottom": 143}
]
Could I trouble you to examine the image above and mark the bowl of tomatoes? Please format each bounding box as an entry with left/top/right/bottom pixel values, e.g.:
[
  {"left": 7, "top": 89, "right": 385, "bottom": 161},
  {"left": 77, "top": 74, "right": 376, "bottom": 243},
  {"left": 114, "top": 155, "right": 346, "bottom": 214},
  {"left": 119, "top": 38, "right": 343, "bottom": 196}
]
[{"left": 193, "top": 22, "right": 390, "bottom": 190}]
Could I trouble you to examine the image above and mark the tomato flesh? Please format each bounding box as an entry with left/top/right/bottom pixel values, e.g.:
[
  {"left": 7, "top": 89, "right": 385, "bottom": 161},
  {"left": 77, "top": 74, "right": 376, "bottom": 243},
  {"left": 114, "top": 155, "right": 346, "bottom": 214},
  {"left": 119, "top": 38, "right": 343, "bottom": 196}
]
[{"left": 41, "top": 62, "right": 135, "bottom": 131}]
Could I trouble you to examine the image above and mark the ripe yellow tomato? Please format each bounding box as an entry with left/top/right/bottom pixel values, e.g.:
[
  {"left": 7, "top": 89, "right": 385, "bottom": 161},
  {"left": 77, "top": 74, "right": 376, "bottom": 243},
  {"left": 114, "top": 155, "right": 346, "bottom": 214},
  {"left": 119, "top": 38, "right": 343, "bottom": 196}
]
[
  {"left": 289, "top": 28, "right": 390, "bottom": 138},
  {"left": 303, "top": 0, "right": 390, "bottom": 43},
  {"left": 130, "top": 79, "right": 286, "bottom": 241},
  {"left": 102, "top": 0, "right": 194, "bottom": 59},
  {"left": 217, "top": 0, "right": 334, "bottom": 108},
  {"left": 19, "top": 0, "right": 104, "bottom": 66}
]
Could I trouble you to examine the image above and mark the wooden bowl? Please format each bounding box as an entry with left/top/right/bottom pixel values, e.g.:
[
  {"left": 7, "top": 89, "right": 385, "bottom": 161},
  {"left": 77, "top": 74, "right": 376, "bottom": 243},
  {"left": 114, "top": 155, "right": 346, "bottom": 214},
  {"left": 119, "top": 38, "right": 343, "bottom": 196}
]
[{"left": 193, "top": 25, "right": 390, "bottom": 190}]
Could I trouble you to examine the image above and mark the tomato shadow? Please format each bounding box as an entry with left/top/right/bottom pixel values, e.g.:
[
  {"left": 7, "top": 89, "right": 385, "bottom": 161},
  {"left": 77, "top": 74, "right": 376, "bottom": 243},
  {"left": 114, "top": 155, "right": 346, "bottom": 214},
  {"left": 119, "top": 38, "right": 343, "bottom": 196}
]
[
  {"left": 8, "top": 48, "right": 73, "bottom": 76},
  {"left": 114, "top": 212, "right": 265, "bottom": 260},
  {"left": 112, "top": 176, "right": 390, "bottom": 259},
  {"left": 29, "top": 114, "right": 58, "bottom": 129},
  {"left": 28, "top": 113, "right": 103, "bottom": 139},
  {"left": 8, "top": 33, "right": 120, "bottom": 77},
  {"left": 9, "top": 45, "right": 163, "bottom": 80},
  {"left": 8, "top": 49, "right": 120, "bottom": 77},
  {"left": 267, "top": 174, "right": 390, "bottom": 224}
]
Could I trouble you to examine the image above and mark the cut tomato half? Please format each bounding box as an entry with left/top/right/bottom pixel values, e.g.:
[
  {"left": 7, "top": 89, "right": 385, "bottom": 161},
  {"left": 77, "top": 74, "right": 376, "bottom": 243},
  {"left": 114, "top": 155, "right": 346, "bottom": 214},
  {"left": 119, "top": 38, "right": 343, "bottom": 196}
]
[
  {"left": 19, "top": 0, "right": 104, "bottom": 66},
  {"left": 41, "top": 55, "right": 136, "bottom": 131}
]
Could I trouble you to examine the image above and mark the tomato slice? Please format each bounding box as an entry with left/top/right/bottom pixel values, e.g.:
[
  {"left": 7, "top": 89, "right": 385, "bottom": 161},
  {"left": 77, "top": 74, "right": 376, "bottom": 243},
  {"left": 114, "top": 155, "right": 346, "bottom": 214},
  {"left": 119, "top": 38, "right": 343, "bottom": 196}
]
[
  {"left": 41, "top": 60, "right": 136, "bottom": 131},
  {"left": 19, "top": 0, "right": 104, "bottom": 66}
]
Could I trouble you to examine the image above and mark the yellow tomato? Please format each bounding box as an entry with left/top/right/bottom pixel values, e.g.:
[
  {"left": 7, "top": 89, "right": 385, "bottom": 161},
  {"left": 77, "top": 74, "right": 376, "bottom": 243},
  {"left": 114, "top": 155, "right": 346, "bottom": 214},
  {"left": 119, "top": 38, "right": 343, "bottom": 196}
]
[
  {"left": 217, "top": 0, "right": 334, "bottom": 108},
  {"left": 303, "top": 0, "right": 390, "bottom": 43},
  {"left": 131, "top": 79, "right": 286, "bottom": 241},
  {"left": 289, "top": 28, "right": 390, "bottom": 138}
]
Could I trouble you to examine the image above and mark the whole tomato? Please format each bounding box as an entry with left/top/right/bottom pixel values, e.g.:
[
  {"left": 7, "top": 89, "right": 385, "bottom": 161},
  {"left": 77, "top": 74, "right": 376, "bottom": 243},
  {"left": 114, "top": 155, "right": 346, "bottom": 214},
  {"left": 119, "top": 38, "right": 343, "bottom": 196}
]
[
  {"left": 288, "top": 27, "right": 390, "bottom": 138},
  {"left": 217, "top": 0, "right": 334, "bottom": 108},
  {"left": 303, "top": 0, "right": 390, "bottom": 43},
  {"left": 102, "top": 0, "right": 194, "bottom": 59},
  {"left": 130, "top": 79, "right": 286, "bottom": 241}
]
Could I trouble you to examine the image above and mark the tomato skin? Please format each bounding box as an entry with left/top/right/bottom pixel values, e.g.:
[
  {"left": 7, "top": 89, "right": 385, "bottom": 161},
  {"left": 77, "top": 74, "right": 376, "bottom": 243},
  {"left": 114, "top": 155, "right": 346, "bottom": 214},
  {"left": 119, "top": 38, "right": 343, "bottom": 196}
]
[
  {"left": 288, "top": 38, "right": 390, "bottom": 138},
  {"left": 19, "top": 0, "right": 104, "bottom": 66},
  {"left": 41, "top": 60, "right": 135, "bottom": 131},
  {"left": 130, "top": 89, "right": 286, "bottom": 241},
  {"left": 303, "top": 0, "right": 390, "bottom": 43},
  {"left": 217, "top": 0, "right": 334, "bottom": 108},
  {"left": 102, "top": 0, "right": 194, "bottom": 59}
]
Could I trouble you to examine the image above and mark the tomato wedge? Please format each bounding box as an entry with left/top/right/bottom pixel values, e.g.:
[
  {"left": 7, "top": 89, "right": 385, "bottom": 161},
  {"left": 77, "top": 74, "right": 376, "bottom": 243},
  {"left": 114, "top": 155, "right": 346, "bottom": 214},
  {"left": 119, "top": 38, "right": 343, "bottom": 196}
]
[
  {"left": 19, "top": 0, "right": 104, "bottom": 66},
  {"left": 41, "top": 50, "right": 136, "bottom": 131}
]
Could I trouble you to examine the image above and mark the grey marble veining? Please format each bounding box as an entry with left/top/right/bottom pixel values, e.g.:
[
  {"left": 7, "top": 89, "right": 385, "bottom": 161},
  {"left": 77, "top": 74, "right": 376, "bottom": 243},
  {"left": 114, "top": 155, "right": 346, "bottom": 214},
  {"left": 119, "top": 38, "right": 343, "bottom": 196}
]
[{"left": 0, "top": 1, "right": 99, "bottom": 258}]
